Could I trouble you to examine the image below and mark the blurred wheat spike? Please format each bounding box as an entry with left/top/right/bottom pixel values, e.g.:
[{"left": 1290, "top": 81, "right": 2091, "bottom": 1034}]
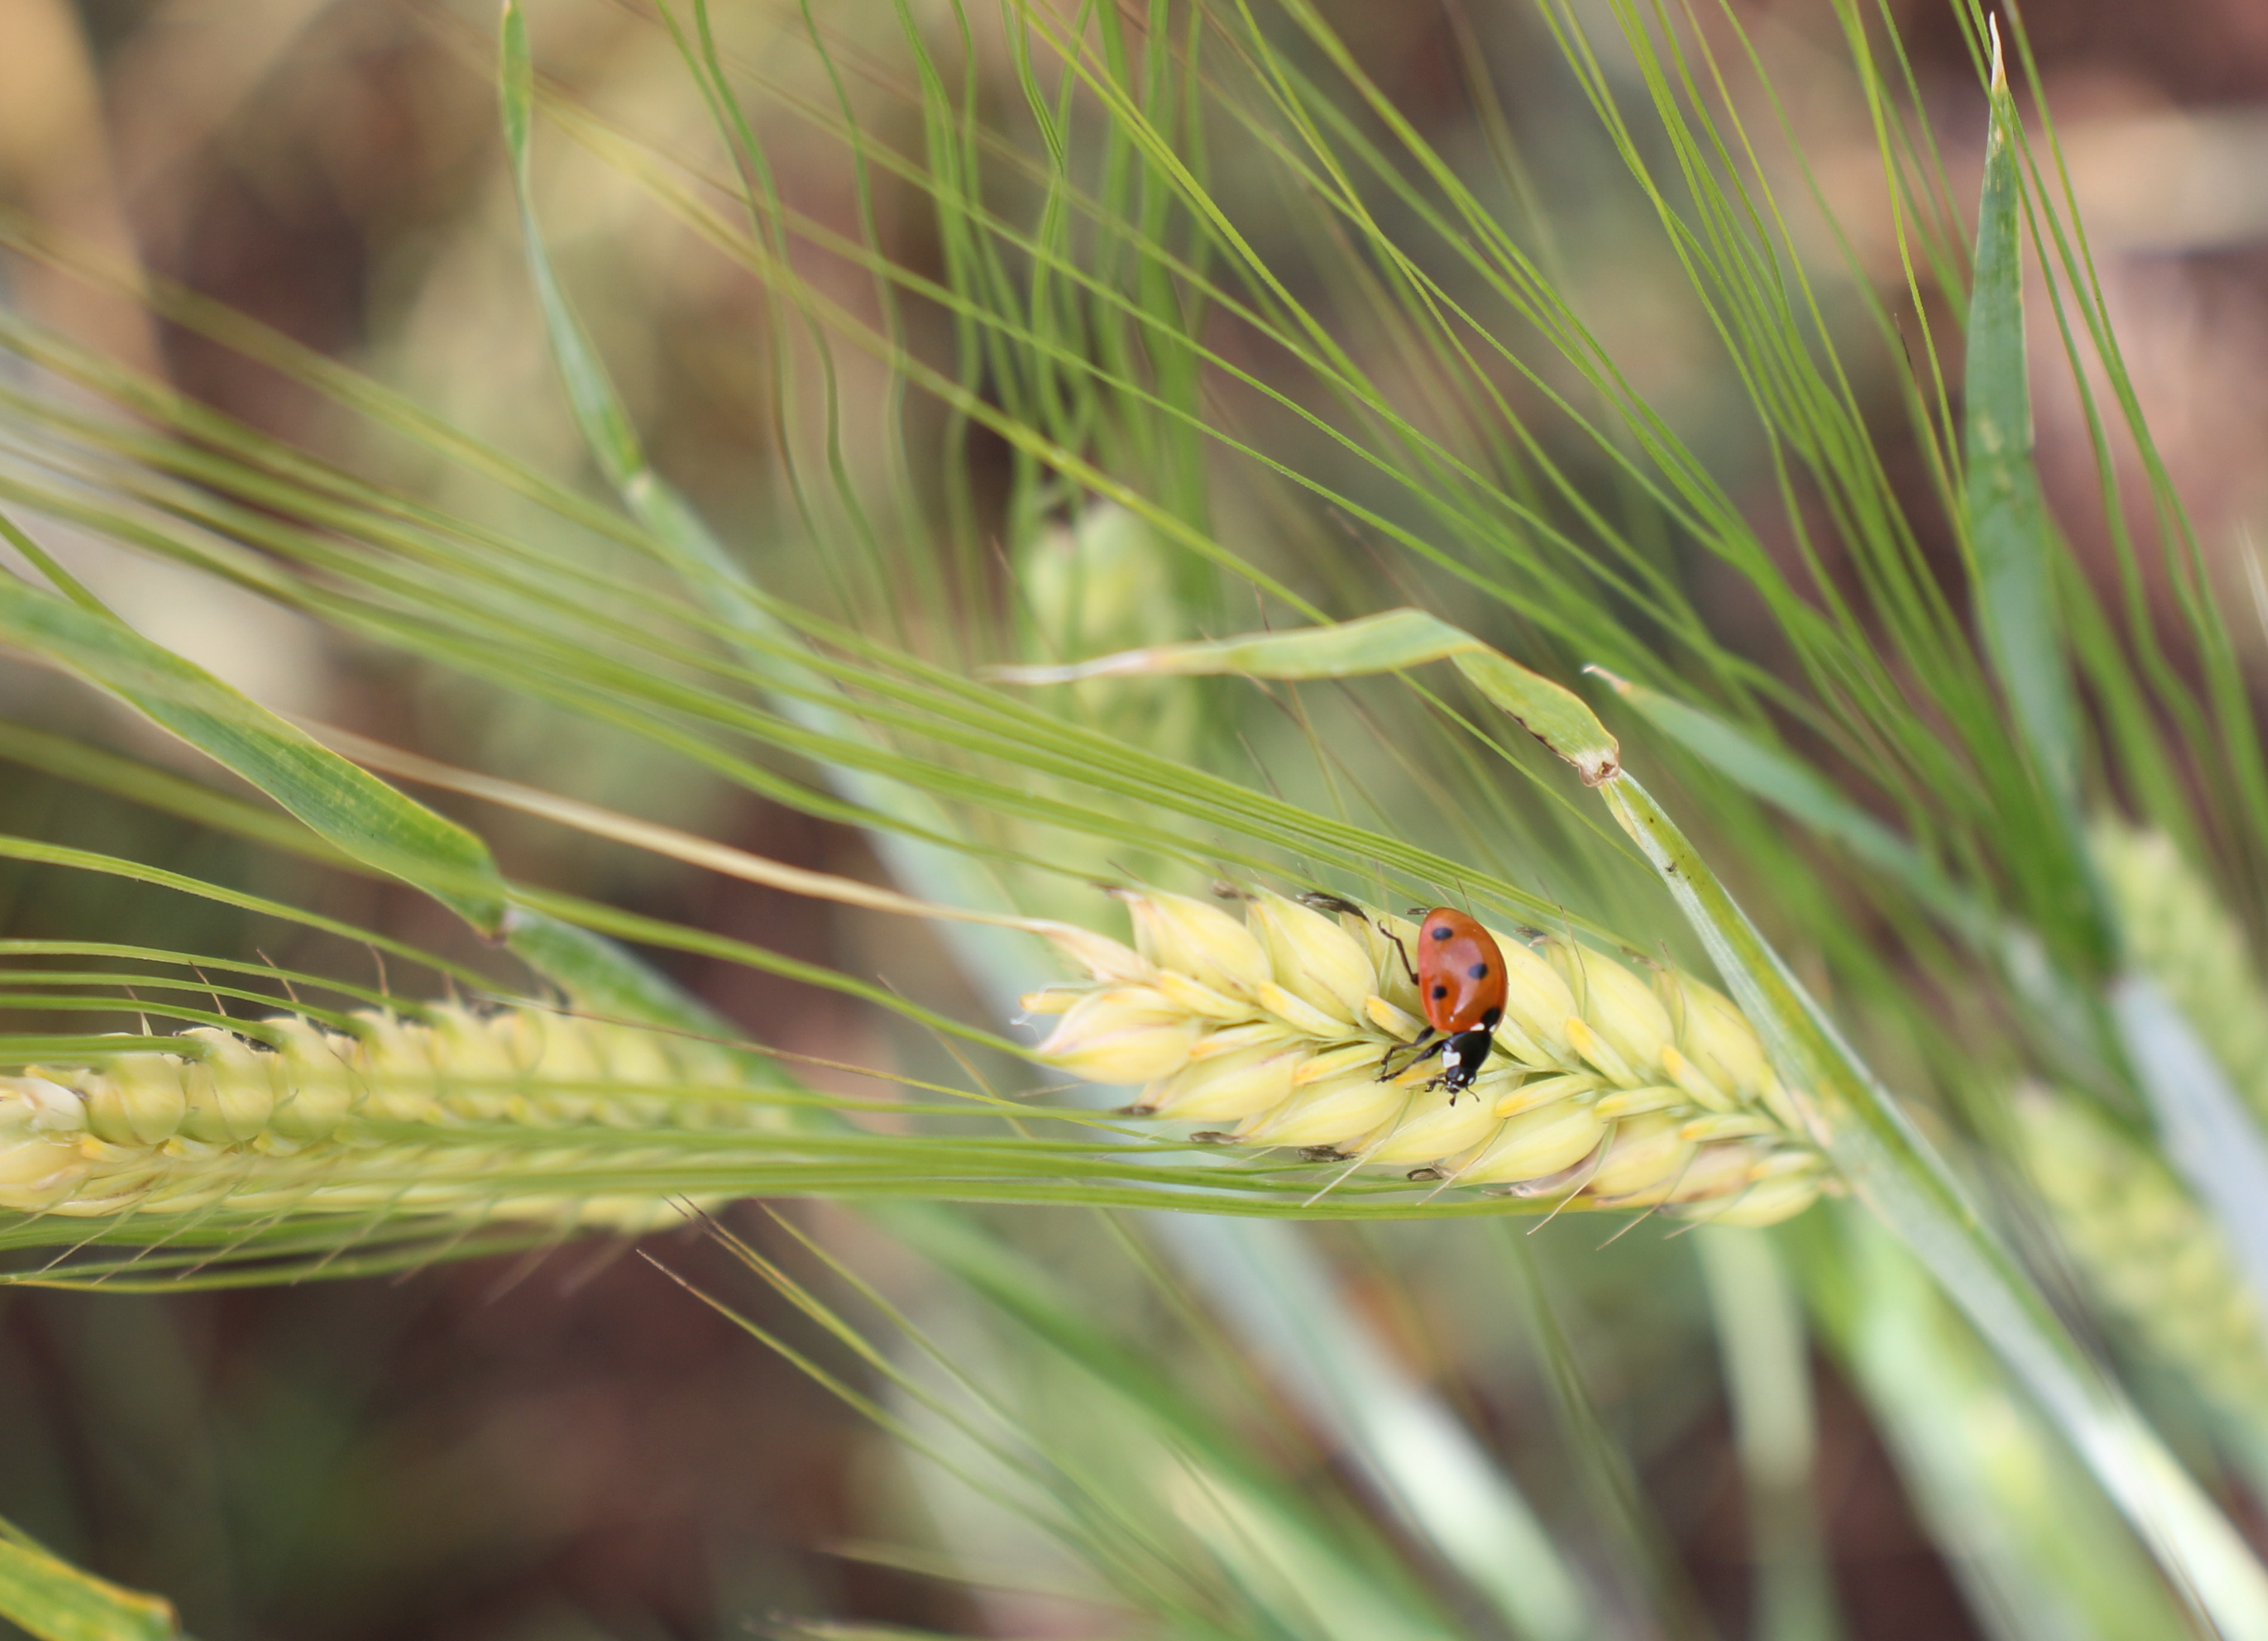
[
  {"left": 2098, "top": 824, "right": 2268, "bottom": 1123},
  {"left": 0, "top": 1005, "right": 770, "bottom": 1230},
  {"left": 2017, "top": 1087, "right": 2268, "bottom": 1434},
  {"left": 1029, "top": 887, "right": 1827, "bottom": 1224}
]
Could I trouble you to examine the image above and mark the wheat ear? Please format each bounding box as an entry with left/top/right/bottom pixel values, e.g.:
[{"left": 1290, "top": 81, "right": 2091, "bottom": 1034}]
[{"left": 1028, "top": 888, "right": 1829, "bottom": 1224}]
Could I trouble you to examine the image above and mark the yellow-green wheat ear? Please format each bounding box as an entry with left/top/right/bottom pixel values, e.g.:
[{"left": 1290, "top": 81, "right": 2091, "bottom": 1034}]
[
  {"left": 1031, "top": 887, "right": 1830, "bottom": 1224},
  {"left": 2016, "top": 1087, "right": 2268, "bottom": 1437},
  {"left": 0, "top": 1004, "right": 780, "bottom": 1232}
]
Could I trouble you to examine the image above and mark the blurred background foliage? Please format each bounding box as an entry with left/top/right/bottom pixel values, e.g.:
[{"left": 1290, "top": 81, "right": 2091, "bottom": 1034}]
[{"left": 8, "top": 0, "right": 2268, "bottom": 1637}]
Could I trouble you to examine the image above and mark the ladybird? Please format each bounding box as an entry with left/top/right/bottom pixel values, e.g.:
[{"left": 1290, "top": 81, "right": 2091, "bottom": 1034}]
[
  {"left": 1367, "top": 906, "right": 1508, "bottom": 1099},
  {"left": 1415, "top": 907, "right": 1506, "bottom": 1095}
]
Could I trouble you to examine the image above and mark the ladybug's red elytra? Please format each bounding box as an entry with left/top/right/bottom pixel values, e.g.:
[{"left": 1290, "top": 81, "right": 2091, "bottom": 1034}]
[
  {"left": 1369, "top": 906, "right": 1508, "bottom": 1099},
  {"left": 1415, "top": 908, "right": 1508, "bottom": 1038}
]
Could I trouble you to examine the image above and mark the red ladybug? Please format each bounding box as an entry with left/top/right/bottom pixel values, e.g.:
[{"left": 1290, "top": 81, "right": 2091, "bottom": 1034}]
[
  {"left": 1413, "top": 907, "right": 1507, "bottom": 1095},
  {"left": 1298, "top": 894, "right": 1508, "bottom": 1099}
]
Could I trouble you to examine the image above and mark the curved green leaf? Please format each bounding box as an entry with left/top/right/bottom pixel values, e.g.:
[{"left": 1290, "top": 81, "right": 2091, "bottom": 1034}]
[
  {"left": 991, "top": 607, "right": 1621, "bottom": 784},
  {"left": 0, "top": 1526, "right": 178, "bottom": 1641},
  {"left": 0, "top": 577, "right": 506, "bottom": 933}
]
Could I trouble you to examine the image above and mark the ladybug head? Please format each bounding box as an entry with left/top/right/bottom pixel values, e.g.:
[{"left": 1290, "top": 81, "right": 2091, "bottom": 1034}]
[{"left": 1439, "top": 1028, "right": 1494, "bottom": 1097}]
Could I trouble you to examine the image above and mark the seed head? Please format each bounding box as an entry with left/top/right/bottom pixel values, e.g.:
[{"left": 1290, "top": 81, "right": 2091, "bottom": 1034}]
[
  {"left": 0, "top": 1004, "right": 789, "bottom": 1230},
  {"left": 1030, "top": 888, "right": 1830, "bottom": 1223}
]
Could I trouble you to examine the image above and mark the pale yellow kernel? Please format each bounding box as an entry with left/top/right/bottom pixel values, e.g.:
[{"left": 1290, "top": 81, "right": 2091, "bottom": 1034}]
[
  {"left": 1748, "top": 1147, "right": 1826, "bottom": 1181},
  {"left": 1679, "top": 1112, "right": 1778, "bottom": 1144},
  {"left": 1487, "top": 1014, "right": 1559, "bottom": 1070},
  {"left": 1592, "top": 1085, "right": 1686, "bottom": 1120},
  {"left": 1695, "top": 1172, "right": 1824, "bottom": 1227},
  {"left": 78, "top": 1055, "right": 187, "bottom": 1146},
  {"left": 265, "top": 1017, "right": 362, "bottom": 1139},
  {"left": 1037, "top": 923, "right": 1154, "bottom": 985},
  {"left": 1138, "top": 1040, "right": 1307, "bottom": 1121},
  {"left": 1365, "top": 994, "right": 1424, "bottom": 1042},
  {"left": 1658, "top": 1142, "right": 1766, "bottom": 1203},
  {"left": 1587, "top": 1113, "right": 1697, "bottom": 1197},
  {"left": 1247, "top": 889, "right": 1375, "bottom": 1024},
  {"left": 427, "top": 1008, "right": 530, "bottom": 1123},
  {"left": 1236, "top": 1064, "right": 1406, "bottom": 1147},
  {"left": 1492, "top": 1072, "right": 1596, "bottom": 1117},
  {"left": 1656, "top": 973, "right": 1771, "bottom": 1104},
  {"left": 1761, "top": 1077, "right": 1807, "bottom": 1134},
  {"left": 1485, "top": 934, "right": 1577, "bottom": 1059},
  {"left": 1450, "top": 1099, "right": 1607, "bottom": 1185},
  {"left": 1118, "top": 890, "right": 1272, "bottom": 998},
  {"left": 177, "top": 1029, "right": 277, "bottom": 1144},
  {"left": 1564, "top": 1016, "right": 1639, "bottom": 1085},
  {"left": 515, "top": 1013, "right": 604, "bottom": 1124},
  {"left": 1037, "top": 985, "right": 1203, "bottom": 1082},
  {"left": 1254, "top": 980, "right": 1352, "bottom": 1039},
  {"left": 354, "top": 1013, "right": 445, "bottom": 1121},
  {"left": 1294, "top": 1041, "right": 1388, "bottom": 1084},
  {"left": 0, "top": 1133, "right": 91, "bottom": 1209},
  {"left": 1659, "top": 1045, "right": 1738, "bottom": 1114},
  {"left": 1358, "top": 1083, "right": 1501, "bottom": 1164},
  {"left": 1548, "top": 940, "right": 1674, "bottom": 1077},
  {"left": 1155, "top": 969, "right": 1257, "bottom": 1022},
  {"left": 1189, "top": 1022, "right": 1297, "bottom": 1061},
  {"left": 1359, "top": 910, "right": 1426, "bottom": 1016}
]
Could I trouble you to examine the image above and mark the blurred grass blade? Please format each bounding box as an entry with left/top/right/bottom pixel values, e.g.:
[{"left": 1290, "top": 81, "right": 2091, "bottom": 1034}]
[
  {"left": 1698, "top": 1229, "right": 1843, "bottom": 1641},
  {"left": 1592, "top": 670, "right": 2105, "bottom": 1074},
  {"left": 1156, "top": 1217, "right": 1603, "bottom": 1641},
  {"left": 1591, "top": 668, "right": 1977, "bottom": 935},
  {"left": 0, "top": 575, "right": 507, "bottom": 933},
  {"left": 1961, "top": 33, "right": 2102, "bottom": 959},
  {"left": 2110, "top": 978, "right": 2268, "bottom": 1331},
  {"left": 1499, "top": 1232, "right": 1712, "bottom": 1641},
  {"left": 498, "top": 0, "right": 1045, "bottom": 996},
  {"left": 860, "top": 1206, "right": 1470, "bottom": 1641},
  {"left": 1801, "top": 1210, "right": 2199, "bottom": 1641},
  {"left": 1602, "top": 774, "right": 2268, "bottom": 1639},
  {"left": 0, "top": 1526, "right": 179, "bottom": 1641}
]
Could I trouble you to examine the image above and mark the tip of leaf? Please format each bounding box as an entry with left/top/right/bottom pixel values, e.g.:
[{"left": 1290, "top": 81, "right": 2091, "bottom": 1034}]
[
  {"left": 1582, "top": 664, "right": 1634, "bottom": 697},
  {"left": 1988, "top": 14, "right": 2006, "bottom": 92}
]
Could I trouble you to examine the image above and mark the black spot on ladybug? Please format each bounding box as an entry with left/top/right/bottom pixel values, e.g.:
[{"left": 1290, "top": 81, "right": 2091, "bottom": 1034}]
[
  {"left": 1429, "top": 925, "right": 1453, "bottom": 940},
  {"left": 1430, "top": 983, "right": 1448, "bottom": 1000},
  {"left": 1467, "top": 961, "right": 1488, "bottom": 979},
  {"left": 1482, "top": 1007, "right": 1502, "bottom": 1028}
]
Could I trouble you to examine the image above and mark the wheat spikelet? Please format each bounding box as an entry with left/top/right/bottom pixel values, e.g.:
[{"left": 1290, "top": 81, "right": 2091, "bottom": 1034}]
[
  {"left": 2016, "top": 1087, "right": 2268, "bottom": 1433},
  {"left": 1028, "top": 888, "right": 1830, "bottom": 1224},
  {"left": 2097, "top": 825, "right": 2268, "bottom": 1125},
  {"left": 0, "top": 1004, "right": 776, "bottom": 1233}
]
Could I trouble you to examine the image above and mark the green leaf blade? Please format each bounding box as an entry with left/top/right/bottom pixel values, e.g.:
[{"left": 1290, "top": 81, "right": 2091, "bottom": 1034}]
[
  {"left": 0, "top": 1535, "right": 179, "bottom": 1641},
  {"left": 0, "top": 578, "right": 508, "bottom": 933}
]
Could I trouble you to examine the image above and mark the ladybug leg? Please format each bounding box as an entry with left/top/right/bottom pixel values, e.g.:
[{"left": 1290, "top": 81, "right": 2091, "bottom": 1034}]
[
  {"left": 1375, "top": 1029, "right": 1439, "bottom": 1083},
  {"left": 1385, "top": 930, "right": 1420, "bottom": 987}
]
